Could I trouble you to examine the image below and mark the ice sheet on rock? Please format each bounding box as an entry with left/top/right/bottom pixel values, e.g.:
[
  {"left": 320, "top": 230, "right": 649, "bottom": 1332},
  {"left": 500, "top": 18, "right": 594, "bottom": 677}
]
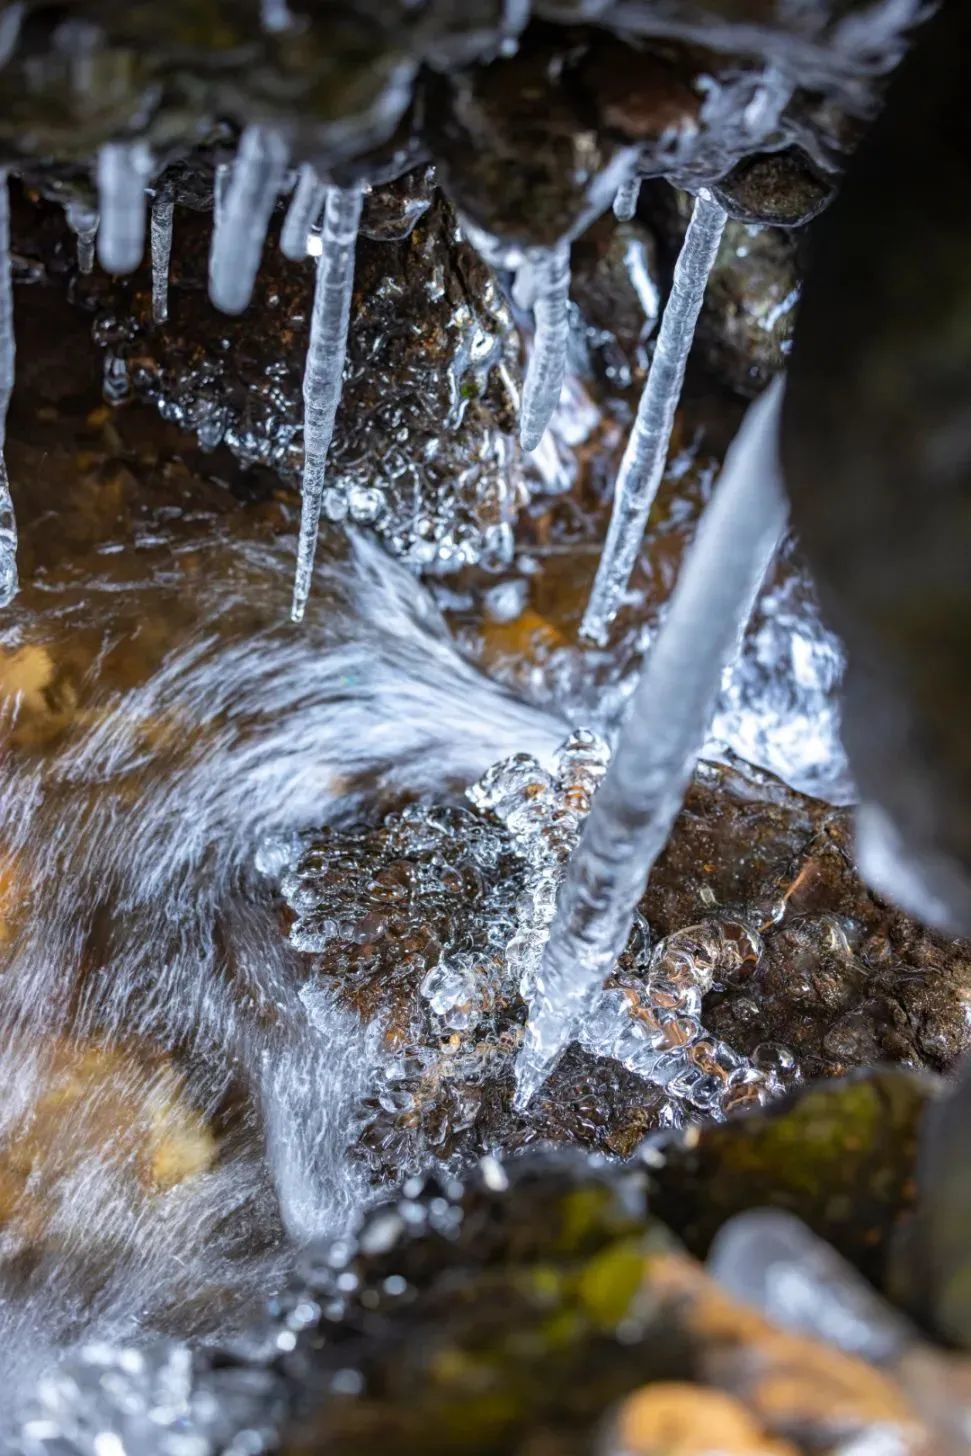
[
  {"left": 291, "top": 184, "right": 362, "bottom": 622},
  {"left": 582, "top": 193, "right": 727, "bottom": 644},
  {"left": 65, "top": 202, "right": 99, "bottom": 275},
  {"left": 709, "top": 1209, "right": 914, "bottom": 1364},
  {"left": 209, "top": 125, "right": 289, "bottom": 315},
  {"left": 613, "top": 174, "right": 642, "bottom": 221},
  {"left": 150, "top": 188, "right": 175, "bottom": 324},
  {"left": 0, "top": 454, "right": 16, "bottom": 608},
  {"left": 519, "top": 242, "right": 571, "bottom": 453},
  {"left": 516, "top": 377, "right": 789, "bottom": 1107},
  {"left": 96, "top": 141, "right": 153, "bottom": 275},
  {"left": 281, "top": 163, "right": 327, "bottom": 260}
]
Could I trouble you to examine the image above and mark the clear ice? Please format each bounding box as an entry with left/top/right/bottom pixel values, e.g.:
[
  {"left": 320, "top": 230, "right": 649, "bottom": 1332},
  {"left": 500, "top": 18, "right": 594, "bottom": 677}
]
[
  {"left": 0, "top": 455, "right": 16, "bottom": 608},
  {"left": 519, "top": 242, "right": 571, "bottom": 453},
  {"left": 291, "top": 184, "right": 362, "bottom": 623},
  {"left": 613, "top": 174, "right": 642, "bottom": 221},
  {"left": 209, "top": 125, "right": 289, "bottom": 315},
  {"left": 96, "top": 140, "right": 153, "bottom": 275},
  {"left": 150, "top": 188, "right": 175, "bottom": 324},
  {"left": 65, "top": 201, "right": 99, "bottom": 275},
  {"left": 281, "top": 162, "right": 328, "bottom": 261},
  {"left": 582, "top": 192, "right": 727, "bottom": 644},
  {"left": 515, "top": 377, "right": 789, "bottom": 1107},
  {"left": 0, "top": 173, "right": 15, "bottom": 606}
]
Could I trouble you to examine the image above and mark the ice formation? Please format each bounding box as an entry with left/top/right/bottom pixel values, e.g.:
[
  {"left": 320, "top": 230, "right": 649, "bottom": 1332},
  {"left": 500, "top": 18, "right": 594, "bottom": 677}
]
[
  {"left": 65, "top": 201, "right": 99, "bottom": 275},
  {"left": 519, "top": 242, "right": 571, "bottom": 452},
  {"left": 516, "top": 378, "right": 789, "bottom": 1107},
  {"left": 209, "top": 125, "right": 289, "bottom": 315},
  {"left": 0, "top": 172, "right": 14, "bottom": 606},
  {"left": 613, "top": 174, "right": 642, "bottom": 221},
  {"left": 95, "top": 141, "right": 153, "bottom": 275},
  {"left": 582, "top": 192, "right": 728, "bottom": 643},
  {"left": 0, "top": 455, "right": 16, "bottom": 608},
  {"left": 291, "top": 184, "right": 363, "bottom": 622},
  {"left": 150, "top": 188, "right": 174, "bottom": 324},
  {"left": 281, "top": 163, "right": 328, "bottom": 260}
]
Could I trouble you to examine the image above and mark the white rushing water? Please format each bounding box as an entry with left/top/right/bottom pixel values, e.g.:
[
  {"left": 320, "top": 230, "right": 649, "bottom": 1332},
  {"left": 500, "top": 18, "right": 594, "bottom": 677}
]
[
  {"left": 291, "top": 184, "right": 362, "bottom": 622},
  {"left": 516, "top": 377, "right": 789, "bottom": 1106},
  {"left": 95, "top": 142, "right": 153, "bottom": 275},
  {"left": 281, "top": 163, "right": 328, "bottom": 261},
  {"left": 582, "top": 192, "right": 727, "bottom": 644},
  {"left": 519, "top": 242, "right": 571, "bottom": 453},
  {"left": 150, "top": 188, "right": 175, "bottom": 324},
  {"left": 209, "top": 125, "right": 289, "bottom": 315}
]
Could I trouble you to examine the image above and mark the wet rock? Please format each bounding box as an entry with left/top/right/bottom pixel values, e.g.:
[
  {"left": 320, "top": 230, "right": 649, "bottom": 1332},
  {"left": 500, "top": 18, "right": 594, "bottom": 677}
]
[
  {"left": 782, "top": 1, "right": 971, "bottom": 933},
  {"left": 713, "top": 148, "right": 836, "bottom": 228}
]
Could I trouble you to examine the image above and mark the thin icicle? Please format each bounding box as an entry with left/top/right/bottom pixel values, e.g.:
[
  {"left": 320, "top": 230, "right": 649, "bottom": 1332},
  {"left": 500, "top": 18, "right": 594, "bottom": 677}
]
[
  {"left": 291, "top": 185, "right": 362, "bottom": 624},
  {"left": 65, "top": 202, "right": 99, "bottom": 275},
  {"left": 96, "top": 141, "right": 153, "bottom": 275},
  {"left": 213, "top": 161, "right": 232, "bottom": 230},
  {"left": 0, "top": 174, "right": 14, "bottom": 606},
  {"left": 281, "top": 163, "right": 328, "bottom": 261},
  {"left": 519, "top": 241, "right": 570, "bottom": 452},
  {"left": 613, "top": 174, "right": 642, "bottom": 221},
  {"left": 515, "top": 378, "right": 789, "bottom": 1108},
  {"left": 582, "top": 192, "right": 727, "bottom": 643},
  {"left": 209, "top": 125, "right": 289, "bottom": 316},
  {"left": 0, "top": 455, "right": 16, "bottom": 607},
  {"left": 150, "top": 188, "right": 174, "bottom": 324}
]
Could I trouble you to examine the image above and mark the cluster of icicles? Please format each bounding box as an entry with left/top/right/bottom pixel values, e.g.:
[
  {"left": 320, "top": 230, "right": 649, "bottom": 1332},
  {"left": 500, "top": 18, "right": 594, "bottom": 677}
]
[{"left": 0, "top": 123, "right": 790, "bottom": 1105}]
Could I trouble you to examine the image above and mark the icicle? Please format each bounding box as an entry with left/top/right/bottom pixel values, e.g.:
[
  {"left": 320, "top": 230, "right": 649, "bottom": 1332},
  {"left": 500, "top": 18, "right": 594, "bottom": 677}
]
[
  {"left": 0, "top": 174, "right": 15, "bottom": 606},
  {"left": 290, "top": 185, "right": 362, "bottom": 624},
  {"left": 515, "top": 377, "right": 788, "bottom": 1108},
  {"left": 581, "top": 192, "right": 727, "bottom": 643},
  {"left": 65, "top": 202, "right": 99, "bottom": 275},
  {"left": 613, "top": 174, "right": 642, "bottom": 221},
  {"left": 208, "top": 125, "right": 289, "bottom": 316},
  {"left": 261, "top": 0, "right": 293, "bottom": 31},
  {"left": 96, "top": 141, "right": 153, "bottom": 275},
  {"left": 519, "top": 241, "right": 570, "bottom": 453},
  {"left": 280, "top": 163, "right": 327, "bottom": 261},
  {"left": 0, "top": 455, "right": 16, "bottom": 608},
  {"left": 150, "top": 188, "right": 174, "bottom": 324},
  {"left": 213, "top": 161, "right": 232, "bottom": 230}
]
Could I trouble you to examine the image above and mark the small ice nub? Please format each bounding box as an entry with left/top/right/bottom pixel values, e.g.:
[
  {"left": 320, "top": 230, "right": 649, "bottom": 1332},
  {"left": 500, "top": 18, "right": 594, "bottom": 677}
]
[
  {"left": 581, "top": 192, "right": 727, "bottom": 643},
  {"left": 150, "top": 188, "right": 175, "bottom": 324},
  {"left": 65, "top": 202, "right": 99, "bottom": 275},
  {"left": 519, "top": 241, "right": 571, "bottom": 453},
  {"left": 613, "top": 174, "right": 642, "bottom": 221},
  {"left": 281, "top": 163, "right": 328, "bottom": 261},
  {"left": 291, "top": 185, "right": 362, "bottom": 623}
]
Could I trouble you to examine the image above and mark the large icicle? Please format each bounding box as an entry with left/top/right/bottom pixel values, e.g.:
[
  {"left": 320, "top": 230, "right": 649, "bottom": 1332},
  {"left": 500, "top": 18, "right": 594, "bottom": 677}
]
[
  {"left": 0, "top": 174, "right": 15, "bottom": 605},
  {"left": 209, "top": 125, "right": 289, "bottom": 316},
  {"left": 613, "top": 174, "right": 642, "bottom": 221},
  {"left": 519, "top": 242, "right": 571, "bottom": 453},
  {"left": 281, "top": 163, "right": 327, "bottom": 261},
  {"left": 65, "top": 202, "right": 99, "bottom": 275},
  {"left": 150, "top": 188, "right": 175, "bottom": 324},
  {"left": 96, "top": 141, "right": 153, "bottom": 275},
  {"left": 582, "top": 192, "right": 727, "bottom": 643},
  {"left": 290, "top": 184, "right": 362, "bottom": 623},
  {"left": 515, "top": 377, "right": 789, "bottom": 1108}
]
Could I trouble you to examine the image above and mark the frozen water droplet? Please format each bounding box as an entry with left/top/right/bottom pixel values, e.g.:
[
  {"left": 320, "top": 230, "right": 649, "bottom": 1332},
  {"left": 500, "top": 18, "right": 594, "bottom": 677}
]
[
  {"left": 96, "top": 140, "right": 153, "bottom": 275},
  {"left": 209, "top": 125, "right": 289, "bottom": 315},
  {"left": 291, "top": 185, "right": 362, "bottom": 623},
  {"left": 582, "top": 193, "right": 727, "bottom": 643},
  {"left": 519, "top": 242, "right": 570, "bottom": 452}
]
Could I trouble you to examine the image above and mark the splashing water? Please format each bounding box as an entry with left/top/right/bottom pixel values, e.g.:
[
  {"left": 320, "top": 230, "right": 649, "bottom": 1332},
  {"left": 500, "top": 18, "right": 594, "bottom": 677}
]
[
  {"left": 95, "top": 141, "right": 153, "bottom": 276},
  {"left": 208, "top": 125, "right": 289, "bottom": 315},
  {"left": 150, "top": 188, "right": 174, "bottom": 324},
  {"left": 281, "top": 163, "right": 328, "bottom": 261},
  {"left": 519, "top": 242, "right": 571, "bottom": 453},
  {"left": 291, "top": 184, "right": 363, "bottom": 622},
  {"left": 516, "top": 378, "right": 789, "bottom": 1106},
  {"left": 582, "top": 192, "right": 727, "bottom": 644}
]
